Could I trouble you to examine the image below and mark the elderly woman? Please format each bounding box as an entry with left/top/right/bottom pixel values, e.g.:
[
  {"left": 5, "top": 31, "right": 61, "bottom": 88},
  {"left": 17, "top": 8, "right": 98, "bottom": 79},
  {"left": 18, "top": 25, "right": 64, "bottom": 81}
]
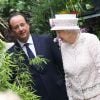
[{"left": 49, "top": 14, "right": 100, "bottom": 100}]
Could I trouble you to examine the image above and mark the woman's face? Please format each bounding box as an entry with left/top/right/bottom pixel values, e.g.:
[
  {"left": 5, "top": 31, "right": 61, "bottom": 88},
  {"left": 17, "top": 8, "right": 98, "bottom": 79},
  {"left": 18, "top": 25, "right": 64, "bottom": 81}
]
[{"left": 56, "top": 30, "right": 78, "bottom": 43}]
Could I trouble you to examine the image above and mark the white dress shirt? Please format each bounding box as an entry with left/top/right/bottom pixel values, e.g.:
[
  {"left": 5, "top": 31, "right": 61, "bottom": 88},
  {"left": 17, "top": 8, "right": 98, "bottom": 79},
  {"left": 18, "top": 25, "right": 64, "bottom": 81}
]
[
  {"left": 60, "top": 33, "right": 100, "bottom": 100},
  {"left": 17, "top": 34, "right": 36, "bottom": 58}
]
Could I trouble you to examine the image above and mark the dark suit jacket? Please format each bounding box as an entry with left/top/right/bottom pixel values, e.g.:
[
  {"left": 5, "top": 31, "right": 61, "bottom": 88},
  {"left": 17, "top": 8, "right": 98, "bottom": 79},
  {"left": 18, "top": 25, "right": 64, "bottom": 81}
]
[{"left": 8, "top": 35, "right": 68, "bottom": 100}]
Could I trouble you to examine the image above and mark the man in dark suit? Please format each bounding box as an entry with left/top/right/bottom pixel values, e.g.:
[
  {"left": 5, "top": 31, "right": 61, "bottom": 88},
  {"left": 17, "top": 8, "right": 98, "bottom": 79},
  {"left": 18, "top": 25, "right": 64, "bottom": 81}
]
[{"left": 7, "top": 12, "right": 68, "bottom": 100}]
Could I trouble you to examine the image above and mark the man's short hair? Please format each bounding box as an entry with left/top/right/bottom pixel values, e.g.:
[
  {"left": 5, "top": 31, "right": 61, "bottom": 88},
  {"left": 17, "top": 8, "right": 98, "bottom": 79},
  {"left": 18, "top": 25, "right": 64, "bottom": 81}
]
[{"left": 7, "top": 11, "right": 29, "bottom": 29}]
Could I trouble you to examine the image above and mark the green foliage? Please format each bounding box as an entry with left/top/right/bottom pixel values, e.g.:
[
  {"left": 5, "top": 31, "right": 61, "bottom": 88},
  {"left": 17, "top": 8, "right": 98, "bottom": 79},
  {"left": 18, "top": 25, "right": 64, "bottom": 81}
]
[
  {"left": 0, "top": 0, "right": 66, "bottom": 35},
  {"left": 3, "top": 45, "right": 48, "bottom": 100},
  {"left": 0, "top": 0, "right": 99, "bottom": 39},
  {"left": 65, "top": 0, "right": 94, "bottom": 15},
  {"left": 10, "top": 85, "right": 39, "bottom": 100},
  {"left": 29, "top": 55, "right": 49, "bottom": 71},
  {"left": 30, "top": 0, "right": 66, "bottom": 34},
  {"left": 0, "top": 40, "right": 40, "bottom": 100}
]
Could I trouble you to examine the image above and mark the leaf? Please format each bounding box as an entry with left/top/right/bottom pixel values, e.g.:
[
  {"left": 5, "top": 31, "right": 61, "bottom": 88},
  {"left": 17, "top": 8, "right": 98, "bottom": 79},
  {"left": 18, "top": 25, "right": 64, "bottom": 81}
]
[{"left": 29, "top": 55, "right": 49, "bottom": 71}]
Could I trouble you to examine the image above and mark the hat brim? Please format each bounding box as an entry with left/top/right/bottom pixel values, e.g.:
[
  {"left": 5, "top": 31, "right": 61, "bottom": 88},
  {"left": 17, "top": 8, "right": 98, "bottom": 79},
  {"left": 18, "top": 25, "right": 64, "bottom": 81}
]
[{"left": 51, "top": 26, "right": 80, "bottom": 31}]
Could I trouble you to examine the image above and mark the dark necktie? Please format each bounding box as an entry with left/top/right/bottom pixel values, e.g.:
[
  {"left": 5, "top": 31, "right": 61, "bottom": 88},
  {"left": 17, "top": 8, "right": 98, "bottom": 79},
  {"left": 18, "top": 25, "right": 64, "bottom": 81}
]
[{"left": 24, "top": 43, "right": 35, "bottom": 59}]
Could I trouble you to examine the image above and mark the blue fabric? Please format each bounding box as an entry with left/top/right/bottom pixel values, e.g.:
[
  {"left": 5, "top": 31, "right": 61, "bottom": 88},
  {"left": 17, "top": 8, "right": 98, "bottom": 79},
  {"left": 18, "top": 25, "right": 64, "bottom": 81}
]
[
  {"left": 24, "top": 43, "right": 35, "bottom": 58},
  {"left": 8, "top": 35, "right": 68, "bottom": 100}
]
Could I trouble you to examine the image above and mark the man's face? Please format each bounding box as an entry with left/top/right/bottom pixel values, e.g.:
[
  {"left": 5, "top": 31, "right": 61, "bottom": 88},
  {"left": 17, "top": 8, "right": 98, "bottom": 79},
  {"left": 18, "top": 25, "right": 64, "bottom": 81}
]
[{"left": 9, "top": 15, "right": 30, "bottom": 43}]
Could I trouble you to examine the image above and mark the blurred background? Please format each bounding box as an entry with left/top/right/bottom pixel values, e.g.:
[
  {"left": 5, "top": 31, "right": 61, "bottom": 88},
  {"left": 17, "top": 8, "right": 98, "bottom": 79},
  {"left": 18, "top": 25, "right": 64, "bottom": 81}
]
[{"left": 0, "top": 0, "right": 100, "bottom": 41}]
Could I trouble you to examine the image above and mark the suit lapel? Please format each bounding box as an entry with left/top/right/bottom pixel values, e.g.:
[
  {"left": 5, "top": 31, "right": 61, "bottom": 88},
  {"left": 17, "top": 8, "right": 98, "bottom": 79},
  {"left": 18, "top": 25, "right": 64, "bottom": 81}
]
[
  {"left": 32, "top": 35, "right": 48, "bottom": 73},
  {"left": 32, "top": 36, "right": 42, "bottom": 56}
]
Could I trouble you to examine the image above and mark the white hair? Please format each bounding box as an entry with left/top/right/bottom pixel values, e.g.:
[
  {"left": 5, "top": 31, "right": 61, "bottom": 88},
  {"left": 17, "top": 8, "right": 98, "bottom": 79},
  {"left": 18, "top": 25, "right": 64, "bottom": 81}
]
[{"left": 0, "top": 90, "right": 21, "bottom": 100}]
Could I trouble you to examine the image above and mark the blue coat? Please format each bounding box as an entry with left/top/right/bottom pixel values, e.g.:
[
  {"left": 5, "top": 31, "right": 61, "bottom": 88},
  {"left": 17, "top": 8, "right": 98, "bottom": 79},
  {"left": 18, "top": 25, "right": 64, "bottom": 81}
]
[{"left": 8, "top": 35, "right": 68, "bottom": 100}]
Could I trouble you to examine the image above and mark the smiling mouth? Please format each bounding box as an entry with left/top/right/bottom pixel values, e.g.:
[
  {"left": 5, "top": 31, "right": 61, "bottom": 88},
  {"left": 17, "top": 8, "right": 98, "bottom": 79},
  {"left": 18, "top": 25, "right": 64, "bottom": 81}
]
[{"left": 20, "top": 31, "right": 26, "bottom": 35}]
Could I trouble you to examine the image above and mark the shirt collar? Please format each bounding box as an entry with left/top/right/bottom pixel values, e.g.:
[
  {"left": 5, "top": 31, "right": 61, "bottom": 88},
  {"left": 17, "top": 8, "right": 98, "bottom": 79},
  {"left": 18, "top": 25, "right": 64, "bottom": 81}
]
[{"left": 17, "top": 34, "right": 33, "bottom": 48}]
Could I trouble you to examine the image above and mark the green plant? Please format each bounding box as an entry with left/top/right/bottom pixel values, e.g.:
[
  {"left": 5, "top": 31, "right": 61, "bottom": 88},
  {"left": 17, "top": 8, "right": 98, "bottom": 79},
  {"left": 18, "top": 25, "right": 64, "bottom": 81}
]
[
  {"left": 29, "top": 55, "right": 49, "bottom": 71},
  {"left": 0, "top": 40, "right": 41, "bottom": 100},
  {"left": 65, "top": 0, "right": 93, "bottom": 15}
]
